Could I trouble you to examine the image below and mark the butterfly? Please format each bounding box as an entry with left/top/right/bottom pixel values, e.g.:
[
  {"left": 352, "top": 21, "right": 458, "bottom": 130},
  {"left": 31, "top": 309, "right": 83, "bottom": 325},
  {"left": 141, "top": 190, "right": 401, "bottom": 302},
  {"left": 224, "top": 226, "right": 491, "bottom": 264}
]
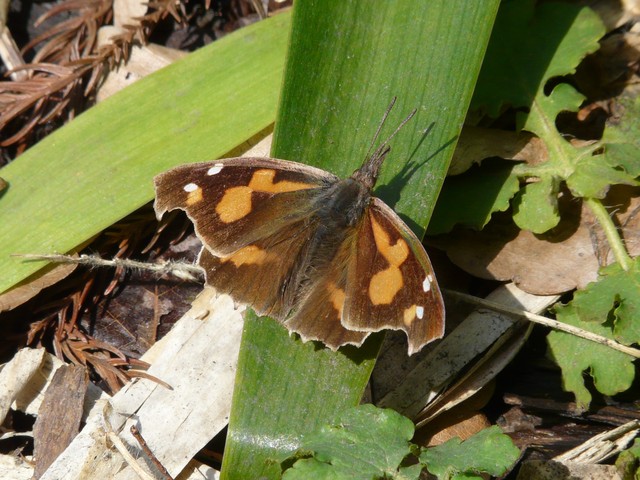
[{"left": 153, "top": 100, "right": 445, "bottom": 355}]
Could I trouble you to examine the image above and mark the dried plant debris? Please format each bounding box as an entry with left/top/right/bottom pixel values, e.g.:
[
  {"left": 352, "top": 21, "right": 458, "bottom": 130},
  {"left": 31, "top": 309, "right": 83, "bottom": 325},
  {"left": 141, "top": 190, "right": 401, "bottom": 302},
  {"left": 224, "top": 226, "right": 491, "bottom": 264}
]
[
  {"left": 1, "top": 205, "right": 198, "bottom": 394},
  {"left": 32, "top": 365, "right": 88, "bottom": 479},
  {"left": 0, "top": 0, "right": 276, "bottom": 151}
]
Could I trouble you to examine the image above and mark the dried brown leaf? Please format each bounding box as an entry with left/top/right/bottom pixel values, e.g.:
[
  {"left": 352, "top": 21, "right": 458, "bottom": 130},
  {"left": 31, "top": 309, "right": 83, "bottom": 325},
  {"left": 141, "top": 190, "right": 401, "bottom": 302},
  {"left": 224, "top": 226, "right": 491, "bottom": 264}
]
[
  {"left": 0, "top": 262, "right": 77, "bottom": 312},
  {"left": 431, "top": 186, "right": 640, "bottom": 295}
]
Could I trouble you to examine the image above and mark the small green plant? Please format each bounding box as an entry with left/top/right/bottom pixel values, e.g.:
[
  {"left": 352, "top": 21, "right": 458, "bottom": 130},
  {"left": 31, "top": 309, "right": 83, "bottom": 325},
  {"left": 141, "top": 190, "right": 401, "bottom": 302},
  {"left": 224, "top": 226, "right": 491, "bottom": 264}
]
[
  {"left": 429, "top": 0, "right": 639, "bottom": 410},
  {"left": 281, "top": 405, "right": 520, "bottom": 480}
]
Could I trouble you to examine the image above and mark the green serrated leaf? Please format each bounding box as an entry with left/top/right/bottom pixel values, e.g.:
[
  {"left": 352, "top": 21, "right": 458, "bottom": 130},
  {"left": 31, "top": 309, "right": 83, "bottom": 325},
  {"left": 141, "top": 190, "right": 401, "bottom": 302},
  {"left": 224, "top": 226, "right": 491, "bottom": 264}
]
[
  {"left": 520, "top": 82, "right": 586, "bottom": 139},
  {"left": 472, "top": 0, "right": 604, "bottom": 116},
  {"left": 469, "top": 0, "right": 613, "bottom": 234},
  {"left": 572, "top": 258, "right": 640, "bottom": 345},
  {"left": 512, "top": 177, "right": 560, "bottom": 233},
  {"left": 547, "top": 302, "right": 636, "bottom": 411},
  {"left": 603, "top": 143, "right": 640, "bottom": 178},
  {"left": 566, "top": 152, "right": 640, "bottom": 199},
  {"left": 420, "top": 426, "right": 520, "bottom": 479},
  {"left": 282, "top": 405, "right": 416, "bottom": 480},
  {"left": 428, "top": 159, "right": 520, "bottom": 235}
]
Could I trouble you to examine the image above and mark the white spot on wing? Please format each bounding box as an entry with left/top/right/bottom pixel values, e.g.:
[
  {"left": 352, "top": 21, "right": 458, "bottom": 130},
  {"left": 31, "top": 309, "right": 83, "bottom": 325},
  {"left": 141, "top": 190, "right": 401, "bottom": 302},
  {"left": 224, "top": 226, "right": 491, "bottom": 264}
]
[
  {"left": 416, "top": 306, "right": 424, "bottom": 319},
  {"left": 422, "top": 276, "right": 431, "bottom": 292},
  {"left": 183, "top": 183, "right": 199, "bottom": 192},
  {"left": 207, "top": 164, "right": 224, "bottom": 175}
]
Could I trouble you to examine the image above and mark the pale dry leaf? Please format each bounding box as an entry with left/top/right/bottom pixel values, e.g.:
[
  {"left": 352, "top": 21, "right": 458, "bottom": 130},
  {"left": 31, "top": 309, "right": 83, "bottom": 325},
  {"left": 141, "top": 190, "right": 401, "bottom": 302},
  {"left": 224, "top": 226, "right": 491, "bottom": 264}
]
[
  {"left": 0, "top": 348, "right": 47, "bottom": 423},
  {"left": 113, "top": 0, "right": 149, "bottom": 28}
]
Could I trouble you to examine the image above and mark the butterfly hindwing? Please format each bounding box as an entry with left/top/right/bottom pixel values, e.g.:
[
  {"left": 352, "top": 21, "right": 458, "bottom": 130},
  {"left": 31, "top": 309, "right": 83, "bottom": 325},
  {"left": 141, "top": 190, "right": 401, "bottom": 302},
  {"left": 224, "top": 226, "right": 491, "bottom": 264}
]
[
  {"left": 154, "top": 158, "right": 337, "bottom": 256},
  {"left": 342, "top": 198, "right": 445, "bottom": 355},
  {"left": 198, "top": 217, "right": 317, "bottom": 319},
  {"left": 283, "top": 228, "right": 370, "bottom": 349}
]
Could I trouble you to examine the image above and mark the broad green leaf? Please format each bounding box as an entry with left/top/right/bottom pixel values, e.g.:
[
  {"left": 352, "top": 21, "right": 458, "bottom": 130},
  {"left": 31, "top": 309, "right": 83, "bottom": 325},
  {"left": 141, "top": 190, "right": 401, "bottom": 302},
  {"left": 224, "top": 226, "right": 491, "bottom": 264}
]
[
  {"left": 428, "top": 159, "right": 520, "bottom": 235},
  {"left": 0, "top": 13, "right": 290, "bottom": 295},
  {"left": 420, "top": 426, "right": 520, "bottom": 479},
  {"left": 566, "top": 152, "right": 639, "bottom": 199},
  {"left": 572, "top": 258, "right": 640, "bottom": 346},
  {"left": 467, "top": 0, "right": 610, "bottom": 233},
  {"left": 221, "top": 1, "right": 500, "bottom": 478},
  {"left": 282, "top": 405, "right": 416, "bottom": 480},
  {"left": 547, "top": 301, "right": 636, "bottom": 411},
  {"left": 472, "top": 0, "right": 603, "bottom": 117},
  {"left": 512, "top": 177, "right": 559, "bottom": 233}
]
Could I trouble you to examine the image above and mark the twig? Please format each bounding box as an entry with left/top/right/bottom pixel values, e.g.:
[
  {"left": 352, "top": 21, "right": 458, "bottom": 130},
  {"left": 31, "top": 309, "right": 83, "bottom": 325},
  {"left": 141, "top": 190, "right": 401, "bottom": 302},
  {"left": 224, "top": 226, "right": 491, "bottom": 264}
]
[
  {"left": 130, "top": 425, "right": 173, "bottom": 480},
  {"left": 103, "top": 408, "right": 157, "bottom": 480},
  {"left": 446, "top": 289, "right": 640, "bottom": 359},
  {"left": 15, "top": 253, "right": 204, "bottom": 282},
  {"left": 554, "top": 419, "right": 640, "bottom": 464}
]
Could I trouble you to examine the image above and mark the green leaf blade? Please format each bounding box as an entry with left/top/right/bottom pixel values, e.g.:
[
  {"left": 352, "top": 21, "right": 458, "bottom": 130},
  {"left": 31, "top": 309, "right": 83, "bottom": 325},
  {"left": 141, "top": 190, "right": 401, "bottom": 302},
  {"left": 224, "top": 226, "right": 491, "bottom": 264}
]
[{"left": 221, "top": 1, "right": 500, "bottom": 478}]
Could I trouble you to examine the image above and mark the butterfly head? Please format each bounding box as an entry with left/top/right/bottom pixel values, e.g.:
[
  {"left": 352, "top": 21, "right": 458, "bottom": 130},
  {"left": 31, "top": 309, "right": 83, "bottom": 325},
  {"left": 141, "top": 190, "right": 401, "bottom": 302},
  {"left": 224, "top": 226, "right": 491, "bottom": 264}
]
[{"left": 350, "top": 143, "right": 392, "bottom": 190}]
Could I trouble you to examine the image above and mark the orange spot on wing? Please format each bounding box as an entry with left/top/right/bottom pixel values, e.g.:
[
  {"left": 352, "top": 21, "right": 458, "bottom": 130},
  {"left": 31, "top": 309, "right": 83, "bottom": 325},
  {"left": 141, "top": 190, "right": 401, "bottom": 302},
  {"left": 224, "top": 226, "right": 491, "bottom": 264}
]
[
  {"left": 368, "top": 216, "right": 409, "bottom": 305},
  {"left": 327, "top": 282, "right": 346, "bottom": 314},
  {"left": 249, "top": 169, "right": 316, "bottom": 193},
  {"left": 369, "top": 268, "right": 403, "bottom": 305},
  {"left": 403, "top": 305, "right": 417, "bottom": 326},
  {"left": 215, "top": 169, "right": 315, "bottom": 224},
  {"left": 186, "top": 187, "right": 203, "bottom": 206},
  {"left": 216, "top": 186, "right": 252, "bottom": 223},
  {"left": 221, "top": 245, "right": 269, "bottom": 266}
]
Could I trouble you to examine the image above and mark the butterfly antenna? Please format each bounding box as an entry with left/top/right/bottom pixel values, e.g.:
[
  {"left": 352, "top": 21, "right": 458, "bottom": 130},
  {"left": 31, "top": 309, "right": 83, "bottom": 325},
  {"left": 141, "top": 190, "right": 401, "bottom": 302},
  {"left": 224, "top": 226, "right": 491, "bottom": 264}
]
[
  {"left": 374, "top": 107, "right": 417, "bottom": 158},
  {"left": 353, "top": 99, "right": 417, "bottom": 189},
  {"left": 363, "top": 96, "right": 398, "bottom": 162}
]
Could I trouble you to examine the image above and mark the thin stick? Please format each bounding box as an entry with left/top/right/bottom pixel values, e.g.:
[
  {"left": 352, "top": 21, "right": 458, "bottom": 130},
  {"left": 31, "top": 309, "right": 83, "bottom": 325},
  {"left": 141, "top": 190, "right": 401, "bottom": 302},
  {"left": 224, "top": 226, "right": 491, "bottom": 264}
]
[
  {"left": 103, "top": 411, "right": 156, "bottom": 480},
  {"left": 446, "top": 289, "right": 640, "bottom": 359},
  {"left": 16, "top": 253, "right": 204, "bottom": 282},
  {"left": 130, "top": 425, "right": 173, "bottom": 480}
]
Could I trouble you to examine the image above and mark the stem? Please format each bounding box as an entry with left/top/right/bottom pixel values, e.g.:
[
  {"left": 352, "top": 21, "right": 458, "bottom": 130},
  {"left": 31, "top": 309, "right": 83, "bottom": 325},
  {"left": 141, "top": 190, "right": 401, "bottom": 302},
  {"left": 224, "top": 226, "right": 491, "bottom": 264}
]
[{"left": 585, "top": 197, "right": 633, "bottom": 271}]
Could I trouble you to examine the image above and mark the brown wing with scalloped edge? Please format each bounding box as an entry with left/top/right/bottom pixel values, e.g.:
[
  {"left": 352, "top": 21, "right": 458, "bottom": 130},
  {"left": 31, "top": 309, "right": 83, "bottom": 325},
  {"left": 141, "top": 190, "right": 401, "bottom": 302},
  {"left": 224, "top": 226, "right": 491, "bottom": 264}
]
[{"left": 342, "top": 198, "right": 445, "bottom": 355}]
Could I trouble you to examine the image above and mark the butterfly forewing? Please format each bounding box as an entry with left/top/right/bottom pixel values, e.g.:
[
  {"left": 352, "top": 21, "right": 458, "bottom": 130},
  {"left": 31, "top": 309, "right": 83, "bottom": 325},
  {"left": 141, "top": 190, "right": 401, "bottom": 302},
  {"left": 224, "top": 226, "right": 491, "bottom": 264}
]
[
  {"left": 154, "top": 158, "right": 337, "bottom": 256},
  {"left": 343, "top": 198, "right": 445, "bottom": 355}
]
